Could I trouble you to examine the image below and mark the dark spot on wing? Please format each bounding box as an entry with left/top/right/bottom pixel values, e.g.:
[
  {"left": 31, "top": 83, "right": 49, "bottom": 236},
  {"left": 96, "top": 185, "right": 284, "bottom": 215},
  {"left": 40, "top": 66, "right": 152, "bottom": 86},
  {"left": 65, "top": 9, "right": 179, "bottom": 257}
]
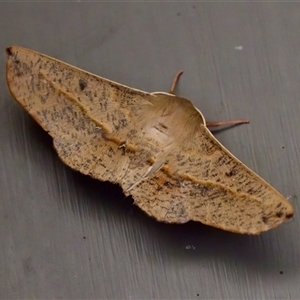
[
  {"left": 262, "top": 216, "right": 268, "bottom": 224},
  {"left": 225, "top": 168, "right": 237, "bottom": 177},
  {"left": 79, "top": 78, "right": 87, "bottom": 91},
  {"left": 6, "top": 47, "right": 13, "bottom": 56}
]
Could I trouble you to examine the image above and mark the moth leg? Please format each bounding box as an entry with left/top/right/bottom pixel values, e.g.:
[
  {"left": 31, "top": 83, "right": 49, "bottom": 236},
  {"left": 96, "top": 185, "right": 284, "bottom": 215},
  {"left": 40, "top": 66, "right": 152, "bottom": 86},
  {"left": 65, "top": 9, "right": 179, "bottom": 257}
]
[
  {"left": 206, "top": 119, "right": 250, "bottom": 128},
  {"left": 169, "top": 70, "right": 184, "bottom": 94},
  {"left": 125, "top": 166, "right": 153, "bottom": 192},
  {"left": 125, "top": 159, "right": 165, "bottom": 192}
]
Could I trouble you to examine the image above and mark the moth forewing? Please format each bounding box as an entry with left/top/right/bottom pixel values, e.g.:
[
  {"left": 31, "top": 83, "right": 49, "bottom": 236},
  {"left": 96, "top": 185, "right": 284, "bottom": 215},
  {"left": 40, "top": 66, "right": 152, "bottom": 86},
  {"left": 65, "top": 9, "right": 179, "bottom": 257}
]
[
  {"left": 6, "top": 45, "right": 294, "bottom": 235},
  {"left": 195, "top": 126, "right": 294, "bottom": 234}
]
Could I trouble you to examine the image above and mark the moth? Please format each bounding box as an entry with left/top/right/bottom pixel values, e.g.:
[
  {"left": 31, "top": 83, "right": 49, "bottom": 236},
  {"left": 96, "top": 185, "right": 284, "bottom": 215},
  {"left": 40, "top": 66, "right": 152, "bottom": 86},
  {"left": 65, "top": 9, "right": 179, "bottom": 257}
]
[{"left": 6, "top": 45, "right": 294, "bottom": 234}]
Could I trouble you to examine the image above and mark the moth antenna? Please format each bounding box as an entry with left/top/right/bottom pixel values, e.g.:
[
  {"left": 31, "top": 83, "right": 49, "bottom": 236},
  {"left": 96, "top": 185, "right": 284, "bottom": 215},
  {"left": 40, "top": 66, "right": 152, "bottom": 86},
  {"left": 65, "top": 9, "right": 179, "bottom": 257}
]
[
  {"left": 169, "top": 70, "right": 184, "bottom": 94},
  {"left": 206, "top": 119, "right": 250, "bottom": 128}
]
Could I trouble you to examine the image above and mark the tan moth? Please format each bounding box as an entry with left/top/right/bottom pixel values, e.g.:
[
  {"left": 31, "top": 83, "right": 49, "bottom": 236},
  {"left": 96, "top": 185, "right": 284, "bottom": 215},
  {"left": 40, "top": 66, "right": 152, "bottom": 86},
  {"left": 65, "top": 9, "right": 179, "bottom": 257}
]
[{"left": 6, "top": 45, "right": 294, "bottom": 234}]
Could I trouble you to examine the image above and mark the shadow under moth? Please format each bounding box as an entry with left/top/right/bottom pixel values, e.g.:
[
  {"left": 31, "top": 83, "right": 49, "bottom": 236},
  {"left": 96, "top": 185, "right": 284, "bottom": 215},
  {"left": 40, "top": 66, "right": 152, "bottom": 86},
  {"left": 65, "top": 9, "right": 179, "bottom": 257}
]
[{"left": 6, "top": 45, "right": 294, "bottom": 234}]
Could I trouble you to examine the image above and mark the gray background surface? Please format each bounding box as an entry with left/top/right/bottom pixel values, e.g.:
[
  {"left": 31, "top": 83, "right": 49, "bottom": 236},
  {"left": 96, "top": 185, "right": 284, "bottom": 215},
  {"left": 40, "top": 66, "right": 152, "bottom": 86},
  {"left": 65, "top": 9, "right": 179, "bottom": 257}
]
[{"left": 1, "top": 2, "right": 299, "bottom": 299}]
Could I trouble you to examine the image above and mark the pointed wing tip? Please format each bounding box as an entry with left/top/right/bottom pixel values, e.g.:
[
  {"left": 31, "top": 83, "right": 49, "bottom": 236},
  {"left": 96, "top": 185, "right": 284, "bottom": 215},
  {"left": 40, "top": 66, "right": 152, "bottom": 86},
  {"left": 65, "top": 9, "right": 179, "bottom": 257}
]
[
  {"left": 6, "top": 46, "right": 13, "bottom": 56},
  {"left": 6, "top": 45, "right": 22, "bottom": 56},
  {"left": 6, "top": 47, "right": 16, "bottom": 96},
  {"left": 6, "top": 46, "right": 28, "bottom": 60},
  {"left": 281, "top": 199, "right": 295, "bottom": 221},
  {"left": 285, "top": 208, "right": 294, "bottom": 221}
]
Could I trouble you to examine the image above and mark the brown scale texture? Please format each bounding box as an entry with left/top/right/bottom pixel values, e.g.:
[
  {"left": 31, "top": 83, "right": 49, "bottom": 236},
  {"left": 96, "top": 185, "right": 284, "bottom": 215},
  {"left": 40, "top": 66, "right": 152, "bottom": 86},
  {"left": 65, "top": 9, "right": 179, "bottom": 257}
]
[{"left": 6, "top": 46, "right": 294, "bottom": 234}]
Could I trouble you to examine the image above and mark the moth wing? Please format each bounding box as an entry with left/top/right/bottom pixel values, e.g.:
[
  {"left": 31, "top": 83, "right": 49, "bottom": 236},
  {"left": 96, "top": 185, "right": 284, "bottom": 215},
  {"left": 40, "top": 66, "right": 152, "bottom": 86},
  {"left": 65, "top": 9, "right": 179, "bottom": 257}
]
[
  {"left": 129, "top": 124, "right": 294, "bottom": 234},
  {"left": 6, "top": 46, "right": 294, "bottom": 234},
  {"left": 6, "top": 46, "right": 152, "bottom": 135},
  {"left": 6, "top": 46, "right": 152, "bottom": 183}
]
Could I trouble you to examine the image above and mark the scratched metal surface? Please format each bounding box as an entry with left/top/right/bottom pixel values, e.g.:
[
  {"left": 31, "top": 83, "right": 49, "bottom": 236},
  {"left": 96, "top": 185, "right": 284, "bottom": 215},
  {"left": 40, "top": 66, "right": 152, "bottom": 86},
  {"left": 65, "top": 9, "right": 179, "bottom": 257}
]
[{"left": 0, "top": 2, "right": 299, "bottom": 299}]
